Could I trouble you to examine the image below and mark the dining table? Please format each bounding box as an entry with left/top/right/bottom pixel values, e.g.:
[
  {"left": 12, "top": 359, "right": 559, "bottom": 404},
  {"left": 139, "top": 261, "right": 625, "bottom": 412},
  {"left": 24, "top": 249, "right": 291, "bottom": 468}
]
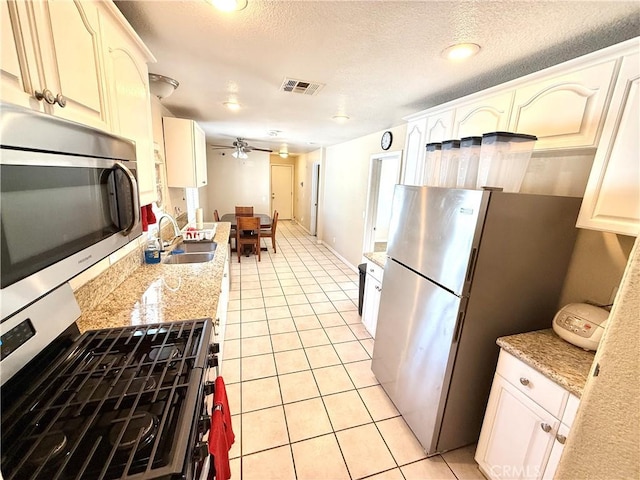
[{"left": 220, "top": 213, "right": 272, "bottom": 252}]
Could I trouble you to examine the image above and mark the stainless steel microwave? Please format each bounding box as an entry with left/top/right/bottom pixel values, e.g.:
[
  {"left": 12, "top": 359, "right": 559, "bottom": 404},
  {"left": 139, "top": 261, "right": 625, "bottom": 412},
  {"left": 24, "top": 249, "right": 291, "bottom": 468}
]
[{"left": 0, "top": 104, "right": 141, "bottom": 320}]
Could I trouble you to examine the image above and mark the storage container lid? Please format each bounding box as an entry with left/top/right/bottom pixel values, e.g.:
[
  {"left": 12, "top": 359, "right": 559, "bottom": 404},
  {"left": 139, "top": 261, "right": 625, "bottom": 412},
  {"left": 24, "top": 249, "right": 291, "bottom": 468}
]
[
  {"left": 442, "top": 139, "right": 461, "bottom": 149},
  {"left": 460, "top": 136, "right": 482, "bottom": 146},
  {"left": 481, "top": 131, "right": 538, "bottom": 142},
  {"left": 426, "top": 142, "right": 442, "bottom": 151}
]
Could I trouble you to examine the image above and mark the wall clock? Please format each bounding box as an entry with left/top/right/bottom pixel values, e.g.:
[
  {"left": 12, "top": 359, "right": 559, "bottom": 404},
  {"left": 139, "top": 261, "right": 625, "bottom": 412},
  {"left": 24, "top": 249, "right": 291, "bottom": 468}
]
[{"left": 381, "top": 131, "right": 393, "bottom": 150}]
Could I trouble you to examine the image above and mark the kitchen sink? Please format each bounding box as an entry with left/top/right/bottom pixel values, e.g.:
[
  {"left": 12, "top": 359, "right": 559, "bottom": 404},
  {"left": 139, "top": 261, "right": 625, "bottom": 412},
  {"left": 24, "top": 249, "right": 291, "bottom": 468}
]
[
  {"left": 162, "top": 251, "right": 215, "bottom": 264},
  {"left": 180, "top": 241, "right": 218, "bottom": 253}
]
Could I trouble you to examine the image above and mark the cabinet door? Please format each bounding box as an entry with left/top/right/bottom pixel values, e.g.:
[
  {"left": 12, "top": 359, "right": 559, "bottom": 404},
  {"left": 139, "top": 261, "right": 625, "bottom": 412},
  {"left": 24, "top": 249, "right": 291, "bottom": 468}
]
[
  {"left": 425, "top": 110, "right": 454, "bottom": 143},
  {"left": 401, "top": 117, "right": 427, "bottom": 185},
  {"left": 509, "top": 60, "right": 617, "bottom": 150},
  {"left": 102, "top": 18, "right": 156, "bottom": 205},
  {"left": 194, "top": 121, "right": 208, "bottom": 187},
  {"left": 0, "top": 1, "right": 42, "bottom": 110},
  {"left": 541, "top": 423, "right": 569, "bottom": 480},
  {"left": 453, "top": 92, "right": 514, "bottom": 138},
  {"left": 577, "top": 53, "right": 640, "bottom": 236},
  {"left": 33, "top": 0, "right": 108, "bottom": 130},
  {"left": 475, "top": 374, "right": 557, "bottom": 480},
  {"left": 361, "top": 274, "right": 381, "bottom": 338}
]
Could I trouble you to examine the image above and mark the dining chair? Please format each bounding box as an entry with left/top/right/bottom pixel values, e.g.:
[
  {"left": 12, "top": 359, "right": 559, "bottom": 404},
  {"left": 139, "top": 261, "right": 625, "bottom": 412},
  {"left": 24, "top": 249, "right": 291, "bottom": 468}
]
[
  {"left": 236, "top": 216, "right": 261, "bottom": 262},
  {"left": 260, "top": 210, "right": 279, "bottom": 253},
  {"left": 213, "top": 209, "right": 220, "bottom": 222},
  {"left": 235, "top": 206, "right": 253, "bottom": 217}
]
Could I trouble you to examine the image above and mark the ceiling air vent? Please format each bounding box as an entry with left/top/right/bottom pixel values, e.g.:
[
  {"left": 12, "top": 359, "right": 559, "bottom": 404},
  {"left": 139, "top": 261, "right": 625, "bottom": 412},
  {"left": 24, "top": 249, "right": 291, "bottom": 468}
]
[{"left": 280, "top": 78, "right": 324, "bottom": 96}]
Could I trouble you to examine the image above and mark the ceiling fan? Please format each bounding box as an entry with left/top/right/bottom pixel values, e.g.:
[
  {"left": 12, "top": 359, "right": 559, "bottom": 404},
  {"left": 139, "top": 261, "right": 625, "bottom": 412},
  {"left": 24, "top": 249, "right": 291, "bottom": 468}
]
[{"left": 210, "top": 137, "right": 273, "bottom": 159}]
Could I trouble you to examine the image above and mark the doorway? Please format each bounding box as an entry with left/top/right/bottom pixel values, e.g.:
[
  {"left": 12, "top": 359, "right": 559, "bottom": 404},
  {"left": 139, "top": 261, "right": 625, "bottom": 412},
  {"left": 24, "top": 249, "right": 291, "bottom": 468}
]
[
  {"left": 363, "top": 151, "right": 402, "bottom": 253},
  {"left": 271, "top": 164, "right": 293, "bottom": 219},
  {"left": 310, "top": 163, "right": 320, "bottom": 236}
]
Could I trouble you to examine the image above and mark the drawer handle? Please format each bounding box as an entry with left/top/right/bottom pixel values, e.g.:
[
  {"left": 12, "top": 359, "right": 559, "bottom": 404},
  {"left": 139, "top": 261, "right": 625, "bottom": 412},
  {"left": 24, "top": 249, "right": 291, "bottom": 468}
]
[
  {"left": 519, "top": 377, "right": 530, "bottom": 386},
  {"left": 370, "top": 268, "right": 375, "bottom": 273},
  {"left": 540, "top": 423, "right": 552, "bottom": 433},
  {"left": 375, "top": 285, "right": 382, "bottom": 292},
  {"left": 556, "top": 434, "right": 566, "bottom": 444}
]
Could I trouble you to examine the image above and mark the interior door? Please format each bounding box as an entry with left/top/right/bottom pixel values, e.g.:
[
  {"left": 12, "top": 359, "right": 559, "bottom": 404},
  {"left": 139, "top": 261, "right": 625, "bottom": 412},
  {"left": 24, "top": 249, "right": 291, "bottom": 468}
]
[{"left": 271, "top": 164, "right": 293, "bottom": 219}]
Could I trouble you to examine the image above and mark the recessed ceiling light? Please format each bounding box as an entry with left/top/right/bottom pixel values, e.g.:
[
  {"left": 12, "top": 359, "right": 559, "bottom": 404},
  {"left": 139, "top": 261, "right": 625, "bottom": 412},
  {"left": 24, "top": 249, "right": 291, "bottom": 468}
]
[
  {"left": 332, "top": 114, "right": 350, "bottom": 123},
  {"left": 268, "top": 130, "right": 282, "bottom": 137},
  {"left": 441, "top": 43, "right": 481, "bottom": 61},
  {"left": 208, "top": 0, "right": 248, "bottom": 12},
  {"left": 224, "top": 101, "right": 240, "bottom": 111}
]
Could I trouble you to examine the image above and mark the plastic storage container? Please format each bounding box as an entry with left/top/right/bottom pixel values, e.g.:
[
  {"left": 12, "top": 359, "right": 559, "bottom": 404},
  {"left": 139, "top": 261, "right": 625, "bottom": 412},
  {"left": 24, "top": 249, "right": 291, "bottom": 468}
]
[
  {"left": 439, "top": 140, "right": 461, "bottom": 188},
  {"left": 423, "top": 143, "right": 442, "bottom": 186},
  {"left": 456, "top": 136, "right": 482, "bottom": 189},
  {"left": 476, "top": 132, "right": 537, "bottom": 192}
]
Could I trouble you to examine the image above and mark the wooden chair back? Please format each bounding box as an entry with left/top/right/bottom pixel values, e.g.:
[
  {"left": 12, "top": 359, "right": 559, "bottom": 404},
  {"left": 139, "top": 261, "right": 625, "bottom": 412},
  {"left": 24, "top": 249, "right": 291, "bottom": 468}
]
[
  {"left": 260, "top": 211, "right": 279, "bottom": 253},
  {"left": 235, "top": 206, "right": 254, "bottom": 217},
  {"left": 236, "top": 216, "right": 261, "bottom": 262},
  {"left": 213, "top": 209, "right": 220, "bottom": 222}
]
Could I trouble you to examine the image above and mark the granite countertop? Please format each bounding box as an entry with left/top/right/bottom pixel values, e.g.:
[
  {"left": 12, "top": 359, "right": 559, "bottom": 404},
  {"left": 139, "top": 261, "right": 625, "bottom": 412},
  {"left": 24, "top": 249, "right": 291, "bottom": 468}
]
[
  {"left": 363, "top": 252, "right": 387, "bottom": 269},
  {"left": 76, "top": 223, "right": 231, "bottom": 333},
  {"left": 497, "top": 328, "right": 596, "bottom": 397}
]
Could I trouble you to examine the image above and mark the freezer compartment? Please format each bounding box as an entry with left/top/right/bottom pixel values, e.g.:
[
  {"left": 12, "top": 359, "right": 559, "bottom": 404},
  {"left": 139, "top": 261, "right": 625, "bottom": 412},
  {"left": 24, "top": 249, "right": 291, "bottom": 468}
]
[
  {"left": 371, "top": 259, "right": 463, "bottom": 454},
  {"left": 386, "top": 186, "right": 487, "bottom": 296}
]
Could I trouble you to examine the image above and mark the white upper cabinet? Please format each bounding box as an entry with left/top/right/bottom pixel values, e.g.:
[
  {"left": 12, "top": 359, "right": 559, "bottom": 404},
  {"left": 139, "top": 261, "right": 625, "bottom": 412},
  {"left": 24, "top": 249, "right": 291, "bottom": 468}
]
[
  {"left": 453, "top": 92, "right": 514, "bottom": 139},
  {"left": 1, "top": 0, "right": 109, "bottom": 130},
  {"left": 101, "top": 5, "right": 157, "bottom": 205},
  {"left": 163, "top": 117, "right": 208, "bottom": 188},
  {"left": 425, "top": 110, "right": 454, "bottom": 143},
  {"left": 401, "top": 117, "right": 427, "bottom": 185},
  {"left": 577, "top": 52, "right": 640, "bottom": 236},
  {"left": 509, "top": 60, "right": 618, "bottom": 150}
]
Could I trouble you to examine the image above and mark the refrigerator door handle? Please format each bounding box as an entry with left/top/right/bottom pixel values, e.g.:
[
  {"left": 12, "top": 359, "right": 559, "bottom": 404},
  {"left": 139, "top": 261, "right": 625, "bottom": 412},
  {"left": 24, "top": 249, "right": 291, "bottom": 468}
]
[
  {"left": 453, "top": 310, "right": 465, "bottom": 343},
  {"left": 465, "top": 247, "right": 478, "bottom": 282}
]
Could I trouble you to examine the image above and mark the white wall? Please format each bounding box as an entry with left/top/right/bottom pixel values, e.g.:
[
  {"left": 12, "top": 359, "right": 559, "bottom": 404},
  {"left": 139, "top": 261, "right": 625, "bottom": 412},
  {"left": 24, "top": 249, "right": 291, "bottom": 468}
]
[
  {"left": 319, "top": 124, "right": 407, "bottom": 268},
  {"left": 205, "top": 149, "right": 271, "bottom": 219}
]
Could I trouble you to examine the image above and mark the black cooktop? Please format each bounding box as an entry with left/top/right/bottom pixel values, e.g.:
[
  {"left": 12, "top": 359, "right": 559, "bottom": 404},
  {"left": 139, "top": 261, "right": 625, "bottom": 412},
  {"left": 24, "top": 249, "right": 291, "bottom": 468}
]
[{"left": 1, "top": 319, "right": 212, "bottom": 480}]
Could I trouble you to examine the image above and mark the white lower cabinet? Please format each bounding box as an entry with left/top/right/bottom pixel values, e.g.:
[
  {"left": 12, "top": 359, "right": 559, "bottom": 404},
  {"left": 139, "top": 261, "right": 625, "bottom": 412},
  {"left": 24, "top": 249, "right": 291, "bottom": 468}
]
[
  {"left": 215, "top": 245, "right": 230, "bottom": 370},
  {"left": 476, "top": 350, "right": 579, "bottom": 480},
  {"left": 361, "top": 260, "right": 384, "bottom": 337}
]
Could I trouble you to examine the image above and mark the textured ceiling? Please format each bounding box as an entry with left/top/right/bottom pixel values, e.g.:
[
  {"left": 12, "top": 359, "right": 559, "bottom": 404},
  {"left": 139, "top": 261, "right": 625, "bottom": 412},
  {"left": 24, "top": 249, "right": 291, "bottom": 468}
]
[{"left": 115, "top": 1, "right": 640, "bottom": 154}]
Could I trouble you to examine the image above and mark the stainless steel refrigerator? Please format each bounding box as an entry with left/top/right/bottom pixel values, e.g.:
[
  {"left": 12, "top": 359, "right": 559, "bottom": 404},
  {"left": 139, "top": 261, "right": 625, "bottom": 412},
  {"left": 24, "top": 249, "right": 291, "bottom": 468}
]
[{"left": 371, "top": 186, "right": 581, "bottom": 455}]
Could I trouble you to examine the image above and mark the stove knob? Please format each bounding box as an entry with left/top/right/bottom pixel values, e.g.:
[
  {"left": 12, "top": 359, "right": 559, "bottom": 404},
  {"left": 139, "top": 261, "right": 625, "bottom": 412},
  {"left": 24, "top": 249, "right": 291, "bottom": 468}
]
[
  {"left": 193, "top": 441, "right": 209, "bottom": 462},
  {"left": 204, "top": 381, "right": 215, "bottom": 396},
  {"left": 207, "top": 354, "right": 219, "bottom": 368},
  {"left": 209, "top": 343, "right": 220, "bottom": 354},
  {"left": 198, "top": 415, "right": 211, "bottom": 434}
]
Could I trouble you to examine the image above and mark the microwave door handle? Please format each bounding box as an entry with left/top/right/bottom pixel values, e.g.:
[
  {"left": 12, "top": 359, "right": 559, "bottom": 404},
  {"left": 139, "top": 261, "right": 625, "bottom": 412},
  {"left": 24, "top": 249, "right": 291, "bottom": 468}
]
[{"left": 113, "top": 162, "right": 140, "bottom": 236}]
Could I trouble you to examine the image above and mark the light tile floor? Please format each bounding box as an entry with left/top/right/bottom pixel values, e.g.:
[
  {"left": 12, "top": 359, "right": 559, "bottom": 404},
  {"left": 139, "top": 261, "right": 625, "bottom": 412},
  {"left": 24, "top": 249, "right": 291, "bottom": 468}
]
[{"left": 221, "top": 221, "right": 484, "bottom": 480}]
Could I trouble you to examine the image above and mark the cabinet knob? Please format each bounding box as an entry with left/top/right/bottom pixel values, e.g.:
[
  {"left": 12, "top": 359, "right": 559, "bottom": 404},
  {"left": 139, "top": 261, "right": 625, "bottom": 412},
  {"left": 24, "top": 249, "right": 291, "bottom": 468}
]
[
  {"left": 519, "top": 377, "right": 530, "bottom": 386},
  {"left": 35, "top": 89, "right": 56, "bottom": 104},
  {"left": 54, "top": 93, "right": 67, "bottom": 108},
  {"left": 540, "top": 423, "right": 552, "bottom": 433},
  {"left": 556, "top": 434, "right": 566, "bottom": 444}
]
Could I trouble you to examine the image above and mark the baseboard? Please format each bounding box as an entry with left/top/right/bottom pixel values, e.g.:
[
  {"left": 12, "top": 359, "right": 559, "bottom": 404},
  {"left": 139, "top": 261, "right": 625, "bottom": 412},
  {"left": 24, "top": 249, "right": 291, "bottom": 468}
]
[{"left": 319, "top": 242, "right": 358, "bottom": 273}]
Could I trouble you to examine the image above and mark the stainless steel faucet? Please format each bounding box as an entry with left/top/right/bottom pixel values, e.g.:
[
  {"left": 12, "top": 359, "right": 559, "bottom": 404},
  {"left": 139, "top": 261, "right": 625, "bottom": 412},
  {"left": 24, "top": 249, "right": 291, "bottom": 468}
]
[{"left": 156, "top": 213, "right": 181, "bottom": 250}]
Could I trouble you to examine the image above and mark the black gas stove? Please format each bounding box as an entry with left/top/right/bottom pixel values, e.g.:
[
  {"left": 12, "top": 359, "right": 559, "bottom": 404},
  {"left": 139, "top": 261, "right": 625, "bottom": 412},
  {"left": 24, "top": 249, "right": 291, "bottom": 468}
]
[{"left": 1, "top": 318, "right": 217, "bottom": 480}]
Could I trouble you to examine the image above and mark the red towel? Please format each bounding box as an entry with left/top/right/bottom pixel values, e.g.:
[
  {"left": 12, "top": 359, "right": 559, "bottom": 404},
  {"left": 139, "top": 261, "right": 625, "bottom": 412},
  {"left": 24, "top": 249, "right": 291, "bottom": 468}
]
[
  {"left": 213, "top": 376, "right": 235, "bottom": 447},
  {"left": 140, "top": 204, "right": 157, "bottom": 232},
  {"left": 209, "top": 409, "right": 231, "bottom": 480}
]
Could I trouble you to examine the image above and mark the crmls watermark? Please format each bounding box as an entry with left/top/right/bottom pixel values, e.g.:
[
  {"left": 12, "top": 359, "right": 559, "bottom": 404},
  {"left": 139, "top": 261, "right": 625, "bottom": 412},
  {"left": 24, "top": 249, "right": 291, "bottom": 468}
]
[{"left": 489, "top": 464, "right": 542, "bottom": 478}]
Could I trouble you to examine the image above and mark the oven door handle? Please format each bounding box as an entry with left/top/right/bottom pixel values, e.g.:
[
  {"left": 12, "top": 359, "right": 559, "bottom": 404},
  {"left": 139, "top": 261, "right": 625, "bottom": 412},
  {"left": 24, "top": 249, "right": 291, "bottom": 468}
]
[{"left": 113, "top": 161, "right": 140, "bottom": 236}]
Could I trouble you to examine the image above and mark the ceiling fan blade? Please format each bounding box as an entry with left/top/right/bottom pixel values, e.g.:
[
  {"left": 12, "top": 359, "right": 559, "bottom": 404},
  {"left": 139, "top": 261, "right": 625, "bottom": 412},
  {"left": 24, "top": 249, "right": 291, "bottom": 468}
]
[
  {"left": 210, "top": 144, "right": 233, "bottom": 149},
  {"left": 251, "top": 147, "right": 273, "bottom": 152}
]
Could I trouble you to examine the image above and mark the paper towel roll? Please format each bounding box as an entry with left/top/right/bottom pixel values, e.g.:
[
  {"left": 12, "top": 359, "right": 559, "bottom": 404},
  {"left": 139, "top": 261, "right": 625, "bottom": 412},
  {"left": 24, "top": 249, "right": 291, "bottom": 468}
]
[{"left": 196, "top": 208, "right": 204, "bottom": 229}]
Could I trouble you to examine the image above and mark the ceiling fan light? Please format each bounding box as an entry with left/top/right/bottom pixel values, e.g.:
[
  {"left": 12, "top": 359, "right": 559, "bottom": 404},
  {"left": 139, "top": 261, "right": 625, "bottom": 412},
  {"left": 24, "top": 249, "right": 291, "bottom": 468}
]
[
  {"left": 232, "top": 149, "right": 248, "bottom": 159},
  {"left": 279, "top": 150, "right": 289, "bottom": 158},
  {"left": 209, "top": 0, "right": 248, "bottom": 12}
]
